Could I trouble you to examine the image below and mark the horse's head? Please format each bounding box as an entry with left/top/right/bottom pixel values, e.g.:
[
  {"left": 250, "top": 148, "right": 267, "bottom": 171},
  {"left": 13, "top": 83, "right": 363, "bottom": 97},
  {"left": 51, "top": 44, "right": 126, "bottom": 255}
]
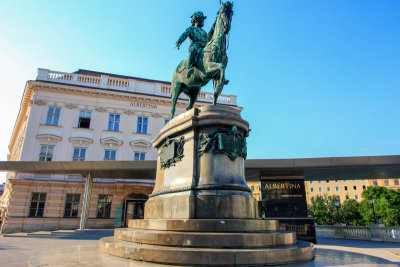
[{"left": 217, "top": 1, "right": 234, "bottom": 35}]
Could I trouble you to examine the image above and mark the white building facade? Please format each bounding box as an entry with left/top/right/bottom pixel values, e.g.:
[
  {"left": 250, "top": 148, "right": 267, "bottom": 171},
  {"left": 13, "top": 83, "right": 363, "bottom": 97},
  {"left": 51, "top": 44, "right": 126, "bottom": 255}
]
[{"left": 0, "top": 68, "right": 237, "bottom": 233}]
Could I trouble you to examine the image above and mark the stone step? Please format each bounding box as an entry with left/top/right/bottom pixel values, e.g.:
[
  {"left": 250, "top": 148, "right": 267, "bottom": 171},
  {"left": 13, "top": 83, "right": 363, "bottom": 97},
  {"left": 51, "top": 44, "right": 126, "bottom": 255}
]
[
  {"left": 128, "top": 219, "right": 279, "bottom": 232},
  {"left": 114, "top": 228, "right": 296, "bottom": 248},
  {"left": 99, "top": 236, "right": 314, "bottom": 266}
]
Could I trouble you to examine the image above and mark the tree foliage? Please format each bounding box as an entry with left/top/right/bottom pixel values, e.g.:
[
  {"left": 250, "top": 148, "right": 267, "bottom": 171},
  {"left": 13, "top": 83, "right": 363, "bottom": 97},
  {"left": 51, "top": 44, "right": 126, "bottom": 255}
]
[{"left": 308, "top": 186, "right": 400, "bottom": 226}]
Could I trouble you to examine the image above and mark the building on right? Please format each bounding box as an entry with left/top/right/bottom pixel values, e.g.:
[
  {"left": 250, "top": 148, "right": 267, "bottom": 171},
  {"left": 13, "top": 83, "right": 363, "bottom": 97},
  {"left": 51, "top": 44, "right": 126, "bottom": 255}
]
[{"left": 304, "top": 178, "right": 400, "bottom": 204}]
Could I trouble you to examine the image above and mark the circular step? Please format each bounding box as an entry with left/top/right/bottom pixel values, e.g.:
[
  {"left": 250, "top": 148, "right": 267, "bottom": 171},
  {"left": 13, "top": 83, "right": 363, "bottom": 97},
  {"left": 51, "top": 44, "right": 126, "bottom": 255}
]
[
  {"left": 128, "top": 219, "right": 279, "bottom": 232},
  {"left": 115, "top": 228, "right": 296, "bottom": 248},
  {"left": 100, "top": 237, "right": 314, "bottom": 266}
]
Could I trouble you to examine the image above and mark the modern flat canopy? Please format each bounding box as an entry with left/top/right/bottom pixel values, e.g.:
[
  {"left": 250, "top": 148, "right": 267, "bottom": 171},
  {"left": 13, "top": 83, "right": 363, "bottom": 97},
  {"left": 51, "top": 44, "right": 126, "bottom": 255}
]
[{"left": 0, "top": 155, "right": 399, "bottom": 181}]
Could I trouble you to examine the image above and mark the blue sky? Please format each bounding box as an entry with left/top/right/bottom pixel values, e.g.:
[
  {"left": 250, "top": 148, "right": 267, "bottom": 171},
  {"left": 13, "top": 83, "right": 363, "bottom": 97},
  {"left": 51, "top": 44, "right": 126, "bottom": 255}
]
[{"left": 0, "top": 0, "right": 399, "bottom": 181}]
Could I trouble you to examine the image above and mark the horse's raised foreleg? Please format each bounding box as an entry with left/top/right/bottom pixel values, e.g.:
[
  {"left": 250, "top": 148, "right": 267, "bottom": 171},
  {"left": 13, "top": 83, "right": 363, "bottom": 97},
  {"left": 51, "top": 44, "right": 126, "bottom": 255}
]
[{"left": 171, "top": 79, "right": 182, "bottom": 119}]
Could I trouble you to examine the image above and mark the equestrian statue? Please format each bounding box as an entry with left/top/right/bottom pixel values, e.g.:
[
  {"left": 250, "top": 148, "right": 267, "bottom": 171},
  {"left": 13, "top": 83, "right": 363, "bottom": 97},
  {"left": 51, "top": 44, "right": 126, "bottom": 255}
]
[{"left": 171, "top": 1, "right": 234, "bottom": 118}]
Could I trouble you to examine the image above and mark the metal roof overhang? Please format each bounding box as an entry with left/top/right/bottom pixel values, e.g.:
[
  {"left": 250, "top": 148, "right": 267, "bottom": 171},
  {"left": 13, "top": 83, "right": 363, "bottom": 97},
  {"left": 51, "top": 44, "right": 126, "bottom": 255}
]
[
  {"left": 244, "top": 155, "right": 400, "bottom": 181},
  {"left": 0, "top": 155, "right": 399, "bottom": 181},
  {"left": 0, "top": 161, "right": 157, "bottom": 179}
]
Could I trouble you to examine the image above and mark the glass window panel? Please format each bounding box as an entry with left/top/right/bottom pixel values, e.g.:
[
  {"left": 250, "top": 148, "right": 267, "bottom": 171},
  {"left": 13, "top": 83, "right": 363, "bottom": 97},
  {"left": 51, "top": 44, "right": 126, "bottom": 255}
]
[
  {"left": 143, "top": 125, "right": 148, "bottom": 134},
  {"left": 29, "top": 208, "right": 36, "bottom": 217},
  {"left": 143, "top": 117, "right": 148, "bottom": 123},
  {"left": 31, "top": 193, "right": 39, "bottom": 201}
]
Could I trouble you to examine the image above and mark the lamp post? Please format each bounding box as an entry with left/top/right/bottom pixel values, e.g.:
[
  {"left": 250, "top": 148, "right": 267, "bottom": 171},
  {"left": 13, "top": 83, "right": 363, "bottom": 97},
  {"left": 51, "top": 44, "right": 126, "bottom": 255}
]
[
  {"left": 334, "top": 199, "right": 341, "bottom": 224},
  {"left": 369, "top": 198, "right": 378, "bottom": 224}
]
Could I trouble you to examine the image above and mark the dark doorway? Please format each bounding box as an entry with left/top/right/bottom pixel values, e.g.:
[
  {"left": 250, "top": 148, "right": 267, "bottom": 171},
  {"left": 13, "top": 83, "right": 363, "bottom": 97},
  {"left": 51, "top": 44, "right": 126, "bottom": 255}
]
[{"left": 123, "top": 193, "right": 148, "bottom": 227}]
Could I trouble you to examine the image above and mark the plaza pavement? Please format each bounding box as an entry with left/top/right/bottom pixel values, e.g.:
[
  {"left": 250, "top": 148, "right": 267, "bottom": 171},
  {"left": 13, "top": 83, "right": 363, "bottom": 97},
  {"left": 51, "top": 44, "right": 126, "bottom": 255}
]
[{"left": 0, "top": 230, "right": 399, "bottom": 266}]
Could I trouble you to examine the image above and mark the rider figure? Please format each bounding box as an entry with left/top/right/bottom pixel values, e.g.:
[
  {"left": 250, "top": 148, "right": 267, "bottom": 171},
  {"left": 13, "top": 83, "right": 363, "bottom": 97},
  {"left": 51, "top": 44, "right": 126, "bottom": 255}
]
[{"left": 176, "top": 11, "right": 208, "bottom": 78}]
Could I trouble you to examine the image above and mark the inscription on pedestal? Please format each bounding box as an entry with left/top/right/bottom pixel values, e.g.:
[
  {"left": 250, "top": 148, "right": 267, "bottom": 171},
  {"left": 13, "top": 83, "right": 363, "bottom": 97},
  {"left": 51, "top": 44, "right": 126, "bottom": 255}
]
[{"left": 160, "top": 137, "right": 185, "bottom": 169}]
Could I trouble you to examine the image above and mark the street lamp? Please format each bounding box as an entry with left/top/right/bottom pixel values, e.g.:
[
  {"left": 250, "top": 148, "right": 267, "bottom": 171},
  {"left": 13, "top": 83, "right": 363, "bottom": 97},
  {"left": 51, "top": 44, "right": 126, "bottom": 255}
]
[
  {"left": 369, "top": 198, "right": 378, "bottom": 224},
  {"left": 334, "top": 199, "right": 340, "bottom": 224}
]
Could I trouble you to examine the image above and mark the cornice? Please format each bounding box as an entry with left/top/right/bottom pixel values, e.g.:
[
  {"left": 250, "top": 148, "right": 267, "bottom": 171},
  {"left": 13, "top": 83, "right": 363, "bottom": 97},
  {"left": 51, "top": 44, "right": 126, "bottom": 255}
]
[
  {"left": 9, "top": 82, "right": 35, "bottom": 155},
  {"left": 30, "top": 81, "right": 185, "bottom": 107}
]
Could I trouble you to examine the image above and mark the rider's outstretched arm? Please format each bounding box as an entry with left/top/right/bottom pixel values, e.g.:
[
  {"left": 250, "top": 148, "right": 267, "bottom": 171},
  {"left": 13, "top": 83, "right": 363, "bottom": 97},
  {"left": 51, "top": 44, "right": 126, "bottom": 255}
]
[{"left": 176, "top": 27, "right": 192, "bottom": 49}]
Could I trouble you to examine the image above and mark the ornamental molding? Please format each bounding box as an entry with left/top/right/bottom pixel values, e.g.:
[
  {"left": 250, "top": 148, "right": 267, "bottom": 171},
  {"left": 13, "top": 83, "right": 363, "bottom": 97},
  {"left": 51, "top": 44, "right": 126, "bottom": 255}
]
[
  {"left": 124, "top": 110, "right": 135, "bottom": 115},
  {"left": 100, "top": 137, "right": 123, "bottom": 148},
  {"left": 130, "top": 139, "right": 152, "bottom": 151},
  {"left": 33, "top": 99, "right": 47, "bottom": 106},
  {"left": 36, "top": 134, "right": 62, "bottom": 144},
  {"left": 69, "top": 137, "right": 94, "bottom": 146},
  {"left": 150, "top": 113, "right": 162, "bottom": 118},
  {"left": 65, "top": 103, "right": 78, "bottom": 110},
  {"left": 95, "top": 107, "right": 107, "bottom": 113}
]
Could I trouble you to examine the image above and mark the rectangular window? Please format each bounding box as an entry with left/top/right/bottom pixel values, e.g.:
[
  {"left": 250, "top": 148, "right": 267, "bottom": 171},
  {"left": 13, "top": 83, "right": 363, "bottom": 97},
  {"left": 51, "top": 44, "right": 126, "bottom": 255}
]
[
  {"left": 104, "top": 150, "right": 116, "bottom": 160},
  {"left": 136, "top": 117, "right": 148, "bottom": 134},
  {"left": 353, "top": 186, "right": 357, "bottom": 190},
  {"left": 355, "top": 195, "right": 359, "bottom": 200},
  {"left": 107, "top": 114, "right": 120, "bottom": 131},
  {"left": 45, "top": 107, "right": 61, "bottom": 126},
  {"left": 97, "top": 194, "right": 112, "bottom": 218},
  {"left": 134, "top": 152, "right": 145, "bottom": 161},
  {"left": 336, "top": 186, "right": 339, "bottom": 191},
  {"left": 344, "top": 186, "right": 348, "bottom": 191},
  {"left": 373, "top": 180, "right": 378, "bottom": 186},
  {"left": 64, "top": 194, "right": 80, "bottom": 217},
  {"left": 362, "top": 185, "right": 366, "bottom": 190},
  {"left": 310, "top": 188, "right": 314, "bottom": 192},
  {"left": 311, "top": 196, "right": 315, "bottom": 201},
  {"left": 78, "top": 110, "right": 91, "bottom": 128},
  {"left": 319, "top": 187, "right": 322, "bottom": 192},
  {"left": 395, "top": 180, "right": 399, "bottom": 186},
  {"left": 384, "top": 180, "right": 390, "bottom": 186},
  {"left": 164, "top": 119, "right": 169, "bottom": 126},
  {"left": 72, "top": 148, "right": 86, "bottom": 161},
  {"left": 310, "top": 181, "right": 313, "bottom": 184},
  {"left": 327, "top": 187, "right": 331, "bottom": 192},
  {"left": 326, "top": 180, "right": 330, "bottom": 183},
  {"left": 346, "top": 195, "right": 350, "bottom": 200},
  {"left": 29, "top": 193, "right": 46, "bottom": 217},
  {"left": 318, "top": 181, "right": 321, "bottom": 184},
  {"left": 39, "top": 145, "right": 54, "bottom": 161}
]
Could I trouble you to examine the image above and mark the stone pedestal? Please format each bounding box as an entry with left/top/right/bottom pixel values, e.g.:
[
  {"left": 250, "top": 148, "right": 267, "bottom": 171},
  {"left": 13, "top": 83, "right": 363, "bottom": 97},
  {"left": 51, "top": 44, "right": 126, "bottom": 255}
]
[
  {"left": 145, "top": 105, "right": 257, "bottom": 219},
  {"left": 100, "top": 105, "right": 314, "bottom": 266}
]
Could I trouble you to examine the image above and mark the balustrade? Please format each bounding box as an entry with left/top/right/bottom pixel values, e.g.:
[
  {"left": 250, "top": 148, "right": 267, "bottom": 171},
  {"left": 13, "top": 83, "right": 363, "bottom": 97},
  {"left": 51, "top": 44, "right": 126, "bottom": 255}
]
[
  {"left": 36, "top": 69, "right": 236, "bottom": 105},
  {"left": 315, "top": 225, "right": 400, "bottom": 242}
]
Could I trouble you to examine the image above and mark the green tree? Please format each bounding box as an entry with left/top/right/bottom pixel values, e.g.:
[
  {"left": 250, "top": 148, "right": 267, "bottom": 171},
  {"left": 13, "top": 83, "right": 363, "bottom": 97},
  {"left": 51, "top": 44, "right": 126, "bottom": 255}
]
[
  {"left": 308, "top": 194, "right": 341, "bottom": 225},
  {"left": 359, "top": 186, "right": 400, "bottom": 226},
  {"left": 340, "top": 199, "right": 364, "bottom": 226}
]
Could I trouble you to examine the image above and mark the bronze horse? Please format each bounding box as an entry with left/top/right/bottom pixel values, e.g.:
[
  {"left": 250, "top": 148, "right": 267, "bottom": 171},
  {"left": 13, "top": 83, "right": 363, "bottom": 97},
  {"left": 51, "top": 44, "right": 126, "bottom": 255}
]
[{"left": 170, "top": 2, "right": 234, "bottom": 118}]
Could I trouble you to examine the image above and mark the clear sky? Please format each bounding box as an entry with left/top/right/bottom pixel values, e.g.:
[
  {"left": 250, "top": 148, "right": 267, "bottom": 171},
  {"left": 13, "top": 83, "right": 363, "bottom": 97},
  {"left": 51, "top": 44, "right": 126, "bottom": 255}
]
[{"left": 0, "top": 0, "right": 399, "bottom": 183}]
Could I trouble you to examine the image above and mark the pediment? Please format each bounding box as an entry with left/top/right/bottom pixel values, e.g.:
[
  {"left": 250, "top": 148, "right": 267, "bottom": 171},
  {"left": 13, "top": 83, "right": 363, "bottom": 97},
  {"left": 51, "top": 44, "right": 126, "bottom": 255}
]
[
  {"left": 100, "top": 137, "right": 123, "bottom": 148},
  {"left": 36, "top": 134, "right": 62, "bottom": 144},
  {"left": 69, "top": 137, "right": 93, "bottom": 146},
  {"left": 130, "top": 139, "right": 151, "bottom": 150}
]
